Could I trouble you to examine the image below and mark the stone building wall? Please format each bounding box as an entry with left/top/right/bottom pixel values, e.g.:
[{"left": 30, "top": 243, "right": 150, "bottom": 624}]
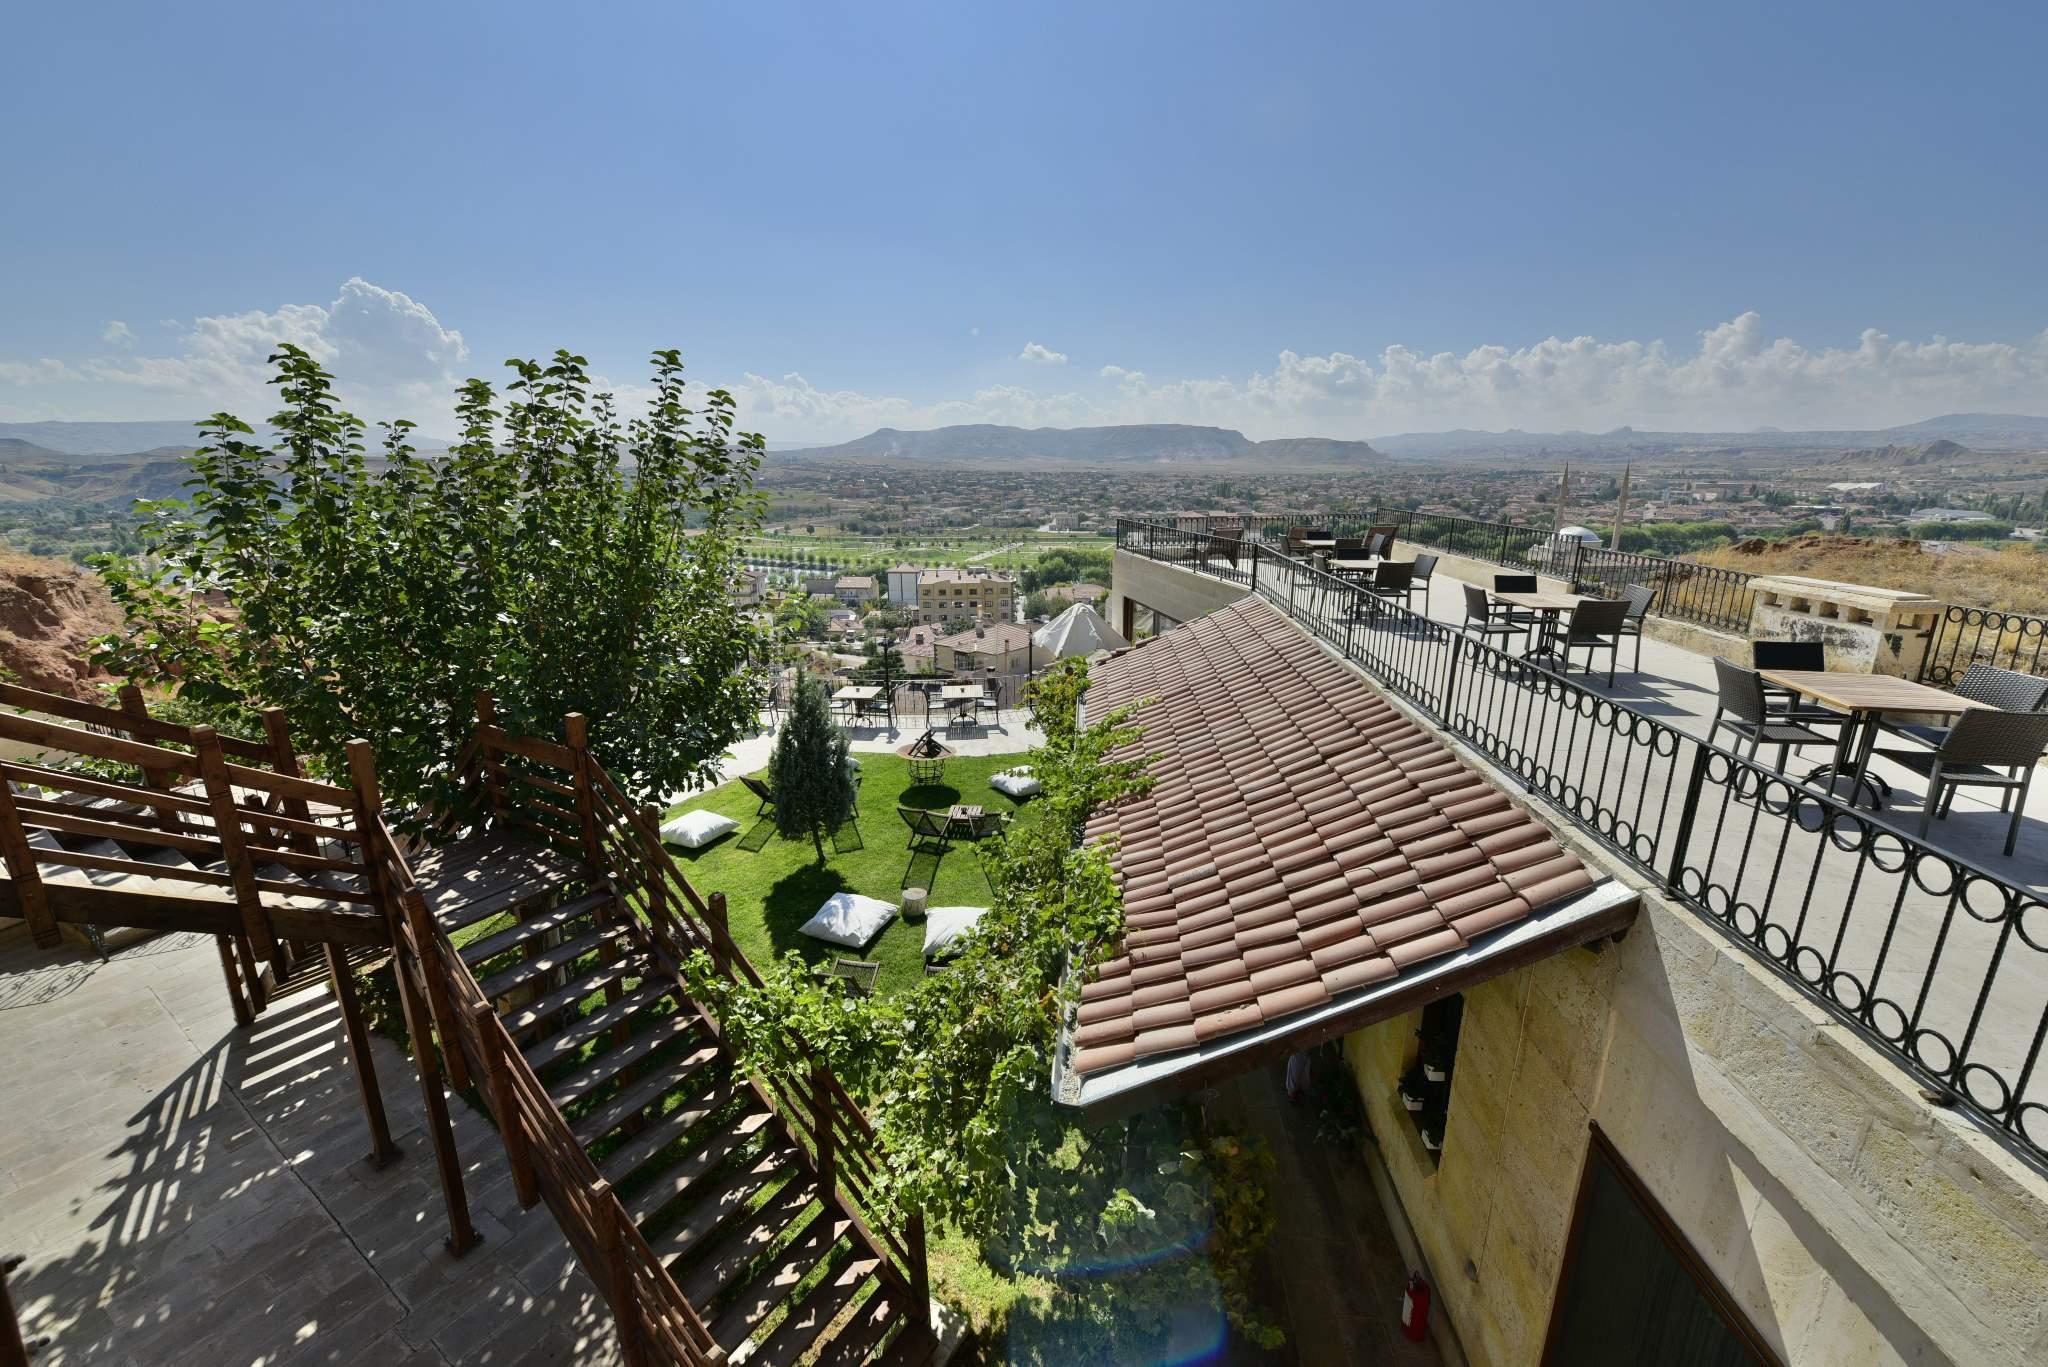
[{"left": 1344, "top": 896, "right": 2048, "bottom": 1366}]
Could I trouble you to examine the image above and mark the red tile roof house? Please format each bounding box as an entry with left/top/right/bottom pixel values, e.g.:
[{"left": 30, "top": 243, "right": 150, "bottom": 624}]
[{"left": 1052, "top": 595, "right": 1638, "bottom": 1115}]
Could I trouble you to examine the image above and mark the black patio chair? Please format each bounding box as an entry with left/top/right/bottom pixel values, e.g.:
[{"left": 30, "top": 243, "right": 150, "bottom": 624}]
[
  {"left": 1366, "top": 525, "right": 1399, "bottom": 557},
  {"left": 1461, "top": 582, "right": 1522, "bottom": 651},
  {"left": 1551, "top": 598, "right": 1632, "bottom": 684},
  {"left": 976, "top": 679, "right": 1003, "bottom": 724},
  {"left": 1750, "top": 639, "right": 1844, "bottom": 732},
  {"left": 1708, "top": 658, "right": 1838, "bottom": 777},
  {"left": 1880, "top": 663, "right": 2048, "bottom": 750},
  {"left": 1492, "top": 573, "right": 1546, "bottom": 636},
  {"left": 1614, "top": 584, "right": 1656, "bottom": 673},
  {"left": 740, "top": 773, "right": 776, "bottom": 816},
  {"left": 1875, "top": 707, "right": 2048, "bottom": 856},
  {"left": 829, "top": 958, "right": 880, "bottom": 994},
  {"left": 966, "top": 810, "right": 1010, "bottom": 842},
  {"left": 1410, "top": 553, "right": 1439, "bottom": 614},
  {"left": 1364, "top": 561, "right": 1416, "bottom": 613}
]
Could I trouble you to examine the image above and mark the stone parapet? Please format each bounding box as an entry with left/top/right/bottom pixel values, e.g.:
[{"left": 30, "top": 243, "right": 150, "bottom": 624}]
[{"left": 1747, "top": 575, "right": 1943, "bottom": 678}]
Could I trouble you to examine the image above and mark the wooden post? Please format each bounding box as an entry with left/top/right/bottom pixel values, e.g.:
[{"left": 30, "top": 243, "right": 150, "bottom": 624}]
[
  {"left": 402, "top": 892, "right": 472, "bottom": 1096},
  {"left": 706, "top": 891, "right": 730, "bottom": 975},
  {"left": 118, "top": 684, "right": 186, "bottom": 839},
  {"left": 906, "top": 1208, "right": 931, "bottom": 1321},
  {"left": 0, "top": 778, "right": 56, "bottom": 949},
  {"left": 595, "top": 1183, "right": 650, "bottom": 1367},
  {"left": 213, "top": 933, "right": 254, "bottom": 1030},
  {"left": 260, "top": 707, "right": 319, "bottom": 855},
  {"left": 193, "top": 725, "right": 279, "bottom": 962},
  {"left": 326, "top": 941, "right": 401, "bottom": 1168},
  {"left": 474, "top": 690, "right": 509, "bottom": 819},
  {"left": 812, "top": 1065, "right": 836, "bottom": 1196},
  {"left": 562, "top": 713, "right": 604, "bottom": 868},
  {"left": 391, "top": 915, "right": 481, "bottom": 1257},
  {"left": 234, "top": 934, "right": 269, "bottom": 1016},
  {"left": 470, "top": 1000, "right": 538, "bottom": 1209}
]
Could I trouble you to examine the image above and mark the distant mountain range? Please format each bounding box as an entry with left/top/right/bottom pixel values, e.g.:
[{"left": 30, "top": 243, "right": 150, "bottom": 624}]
[
  {"left": 773, "top": 423, "right": 1381, "bottom": 464},
  {"left": 1367, "top": 412, "right": 2048, "bottom": 459}
]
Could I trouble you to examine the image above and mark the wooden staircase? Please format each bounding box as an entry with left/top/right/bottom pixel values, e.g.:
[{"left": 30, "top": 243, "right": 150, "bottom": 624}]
[
  {"left": 446, "top": 881, "right": 924, "bottom": 1365},
  {"left": 0, "top": 681, "right": 937, "bottom": 1365}
]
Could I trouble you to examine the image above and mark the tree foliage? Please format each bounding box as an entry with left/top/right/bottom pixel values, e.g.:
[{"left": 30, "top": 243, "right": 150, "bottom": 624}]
[
  {"left": 768, "top": 674, "right": 856, "bottom": 861},
  {"left": 91, "top": 344, "right": 765, "bottom": 807},
  {"left": 686, "top": 660, "right": 1284, "bottom": 1354}
]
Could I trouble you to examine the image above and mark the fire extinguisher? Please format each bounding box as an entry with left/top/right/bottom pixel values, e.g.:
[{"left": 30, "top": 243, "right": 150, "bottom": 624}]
[{"left": 1400, "top": 1270, "right": 1431, "bottom": 1343}]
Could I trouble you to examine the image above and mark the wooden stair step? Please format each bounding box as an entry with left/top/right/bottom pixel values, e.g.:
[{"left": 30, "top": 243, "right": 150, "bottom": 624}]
[
  {"left": 677, "top": 1175, "right": 820, "bottom": 1309},
  {"left": 596, "top": 1081, "right": 740, "bottom": 1185},
  {"left": 649, "top": 1147, "right": 798, "bottom": 1271},
  {"left": 574, "top": 1050, "right": 730, "bottom": 1149},
  {"left": 813, "top": 1284, "right": 909, "bottom": 1367},
  {"left": 744, "top": 1250, "right": 881, "bottom": 1367},
  {"left": 477, "top": 921, "right": 630, "bottom": 1000},
  {"left": 503, "top": 957, "right": 638, "bottom": 1040},
  {"left": 521, "top": 979, "right": 671, "bottom": 1074},
  {"left": 433, "top": 876, "right": 573, "bottom": 934},
  {"left": 459, "top": 891, "right": 615, "bottom": 967},
  {"left": 621, "top": 1106, "right": 776, "bottom": 1224},
  {"left": 548, "top": 1014, "right": 712, "bottom": 1111},
  {"left": 710, "top": 1209, "right": 853, "bottom": 1352}
]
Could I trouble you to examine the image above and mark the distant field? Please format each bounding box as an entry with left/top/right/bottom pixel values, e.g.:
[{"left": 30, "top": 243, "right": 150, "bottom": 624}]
[{"left": 742, "top": 529, "right": 1112, "bottom": 571}]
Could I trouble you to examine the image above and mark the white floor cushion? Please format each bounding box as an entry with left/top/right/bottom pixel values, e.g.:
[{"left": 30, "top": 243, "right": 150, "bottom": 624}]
[
  {"left": 800, "top": 892, "right": 899, "bottom": 949},
  {"left": 659, "top": 809, "right": 740, "bottom": 850},
  {"left": 923, "top": 905, "right": 990, "bottom": 959},
  {"left": 989, "top": 768, "right": 1041, "bottom": 799}
]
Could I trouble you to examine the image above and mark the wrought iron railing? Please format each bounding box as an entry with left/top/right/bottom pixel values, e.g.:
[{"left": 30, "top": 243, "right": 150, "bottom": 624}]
[
  {"left": 1116, "top": 519, "right": 2048, "bottom": 1175},
  {"left": 1923, "top": 604, "right": 2048, "bottom": 687},
  {"left": 1568, "top": 545, "right": 1759, "bottom": 634}
]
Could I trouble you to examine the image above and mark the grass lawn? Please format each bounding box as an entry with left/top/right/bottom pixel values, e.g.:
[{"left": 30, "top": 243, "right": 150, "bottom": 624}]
[{"left": 663, "top": 752, "right": 1031, "bottom": 995}]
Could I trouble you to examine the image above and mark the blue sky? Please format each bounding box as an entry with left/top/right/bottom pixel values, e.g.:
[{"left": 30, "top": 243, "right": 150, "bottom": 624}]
[{"left": 4, "top": 1, "right": 2046, "bottom": 441}]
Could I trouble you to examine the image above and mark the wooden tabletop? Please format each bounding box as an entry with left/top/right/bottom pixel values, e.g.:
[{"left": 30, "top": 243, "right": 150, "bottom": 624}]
[
  {"left": 939, "top": 684, "right": 984, "bottom": 701},
  {"left": 1494, "top": 591, "right": 1589, "bottom": 612},
  {"left": 832, "top": 685, "right": 882, "bottom": 701},
  {"left": 1329, "top": 558, "right": 1379, "bottom": 573},
  {"left": 1755, "top": 669, "right": 1989, "bottom": 715},
  {"left": 1299, "top": 538, "right": 1337, "bottom": 549}
]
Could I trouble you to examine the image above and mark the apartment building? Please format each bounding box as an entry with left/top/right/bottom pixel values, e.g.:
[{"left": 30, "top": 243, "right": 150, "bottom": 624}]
[{"left": 911, "top": 566, "right": 1016, "bottom": 626}]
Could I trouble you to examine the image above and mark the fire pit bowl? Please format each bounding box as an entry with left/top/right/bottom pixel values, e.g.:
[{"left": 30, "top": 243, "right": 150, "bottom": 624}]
[{"left": 897, "top": 729, "right": 956, "bottom": 784}]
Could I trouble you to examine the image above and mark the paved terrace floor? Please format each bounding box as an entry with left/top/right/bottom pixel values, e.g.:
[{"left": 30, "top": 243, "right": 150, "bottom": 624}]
[
  {"left": 0, "top": 926, "right": 620, "bottom": 1366},
  {"left": 1149, "top": 550, "right": 2048, "bottom": 1148}
]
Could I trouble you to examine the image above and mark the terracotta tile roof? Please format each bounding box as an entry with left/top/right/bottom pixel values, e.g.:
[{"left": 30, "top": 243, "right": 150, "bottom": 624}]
[{"left": 1071, "top": 596, "right": 1598, "bottom": 1078}]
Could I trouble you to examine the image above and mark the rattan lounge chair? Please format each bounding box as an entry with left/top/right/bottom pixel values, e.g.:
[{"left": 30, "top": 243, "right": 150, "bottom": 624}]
[{"left": 1876, "top": 707, "right": 2048, "bottom": 855}]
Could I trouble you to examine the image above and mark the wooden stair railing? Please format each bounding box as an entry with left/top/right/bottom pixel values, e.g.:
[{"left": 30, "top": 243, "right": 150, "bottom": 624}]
[{"left": 436, "top": 697, "right": 935, "bottom": 1361}]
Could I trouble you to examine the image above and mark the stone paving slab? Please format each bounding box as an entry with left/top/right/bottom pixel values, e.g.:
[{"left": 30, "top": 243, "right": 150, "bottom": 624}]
[{"left": 0, "top": 924, "right": 621, "bottom": 1365}]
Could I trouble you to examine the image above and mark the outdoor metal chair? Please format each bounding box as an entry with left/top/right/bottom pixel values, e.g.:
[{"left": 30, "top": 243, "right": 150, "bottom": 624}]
[
  {"left": 829, "top": 958, "right": 880, "bottom": 994},
  {"left": 1461, "top": 582, "right": 1522, "bottom": 651},
  {"left": 1410, "top": 553, "right": 1438, "bottom": 614},
  {"left": 966, "top": 810, "right": 1010, "bottom": 842},
  {"left": 1614, "top": 584, "right": 1656, "bottom": 673},
  {"left": 1708, "top": 658, "right": 1837, "bottom": 777},
  {"left": 1880, "top": 663, "right": 2048, "bottom": 750},
  {"left": 740, "top": 773, "right": 776, "bottom": 816},
  {"left": 1875, "top": 707, "right": 2048, "bottom": 856},
  {"left": 1492, "top": 573, "right": 1546, "bottom": 635},
  {"left": 1750, "top": 639, "right": 1844, "bottom": 732},
  {"left": 1365, "top": 524, "right": 1399, "bottom": 556},
  {"left": 976, "top": 679, "right": 1003, "bottom": 724},
  {"left": 1364, "top": 561, "right": 1416, "bottom": 614},
  {"left": 1285, "top": 526, "right": 1328, "bottom": 554},
  {"left": 1549, "top": 598, "right": 1632, "bottom": 684},
  {"left": 899, "top": 804, "right": 951, "bottom": 852}
]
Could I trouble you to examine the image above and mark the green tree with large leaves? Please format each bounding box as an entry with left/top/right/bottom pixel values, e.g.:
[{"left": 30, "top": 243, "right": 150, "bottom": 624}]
[{"left": 91, "top": 344, "right": 766, "bottom": 807}]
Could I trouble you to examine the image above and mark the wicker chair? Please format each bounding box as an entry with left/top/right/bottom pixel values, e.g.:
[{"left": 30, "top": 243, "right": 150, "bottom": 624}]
[
  {"left": 1880, "top": 663, "right": 2048, "bottom": 750},
  {"left": 1708, "top": 658, "right": 1837, "bottom": 776},
  {"left": 1550, "top": 598, "right": 1632, "bottom": 685},
  {"left": 1750, "top": 639, "right": 1844, "bottom": 732},
  {"left": 1614, "top": 584, "right": 1657, "bottom": 673},
  {"left": 1492, "top": 574, "right": 1545, "bottom": 635},
  {"left": 1461, "top": 582, "right": 1521, "bottom": 650},
  {"left": 1364, "top": 561, "right": 1417, "bottom": 613},
  {"left": 1876, "top": 707, "right": 2048, "bottom": 855},
  {"left": 1410, "top": 553, "right": 1439, "bottom": 614}
]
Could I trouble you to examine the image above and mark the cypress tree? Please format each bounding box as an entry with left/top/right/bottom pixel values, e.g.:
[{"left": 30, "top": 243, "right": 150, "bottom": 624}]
[{"left": 771, "top": 674, "right": 857, "bottom": 862}]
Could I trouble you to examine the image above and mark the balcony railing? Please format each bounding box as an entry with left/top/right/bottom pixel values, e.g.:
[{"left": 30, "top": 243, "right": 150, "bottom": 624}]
[
  {"left": 1115, "top": 518, "right": 2048, "bottom": 1176},
  {"left": 1923, "top": 604, "right": 2048, "bottom": 687}
]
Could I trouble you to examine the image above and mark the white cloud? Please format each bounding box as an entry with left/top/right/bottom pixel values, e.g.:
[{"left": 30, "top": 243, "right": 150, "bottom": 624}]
[
  {"left": 1018, "top": 341, "right": 1067, "bottom": 366},
  {"left": 0, "top": 278, "right": 470, "bottom": 424},
  {"left": 968, "top": 326, "right": 980, "bottom": 338}
]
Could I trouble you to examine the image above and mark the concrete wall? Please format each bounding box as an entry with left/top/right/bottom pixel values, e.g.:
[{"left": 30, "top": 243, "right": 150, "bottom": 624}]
[
  {"left": 1345, "top": 892, "right": 2048, "bottom": 1367},
  {"left": 1105, "top": 549, "right": 1254, "bottom": 638}
]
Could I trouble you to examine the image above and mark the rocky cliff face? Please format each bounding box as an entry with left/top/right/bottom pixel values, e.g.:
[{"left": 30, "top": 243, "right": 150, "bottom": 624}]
[{"left": 0, "top": 554, "right": 122, "bottom": 698}]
